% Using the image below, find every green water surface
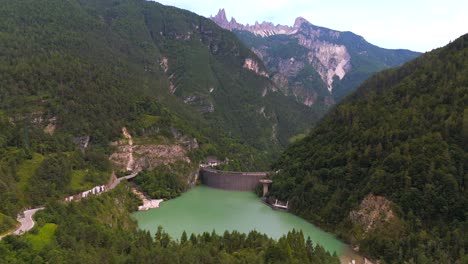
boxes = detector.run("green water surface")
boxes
[132,186,346,255]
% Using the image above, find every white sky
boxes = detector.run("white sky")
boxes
[154,0,468,52]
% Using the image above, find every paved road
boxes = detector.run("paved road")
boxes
[1,172,139,239]
[0,208,44,240]
[122,173,139,181]
[108,173,138,190]
[13,208,44,235]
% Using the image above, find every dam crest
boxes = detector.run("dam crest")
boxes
[200,168,270,191]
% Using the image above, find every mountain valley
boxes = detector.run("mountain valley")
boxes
[0,1,465,263]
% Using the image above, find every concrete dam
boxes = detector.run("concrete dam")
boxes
[200,168,269,191]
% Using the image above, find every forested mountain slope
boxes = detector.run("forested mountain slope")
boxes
[0,0,319,157]
[0,183,340,263]
[0,0,325,232]
[270,34,468,263]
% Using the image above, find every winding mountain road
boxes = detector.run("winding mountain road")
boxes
[0,172,139,240]
[13,208,45,235]
[0,208,44,240]
[108,173,138,190]
[0,129,142,240]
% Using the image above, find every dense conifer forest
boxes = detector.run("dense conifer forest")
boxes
[270,34,468,263]
[0,184,339,263]
[0,0,341,262]
[0,0,317,233]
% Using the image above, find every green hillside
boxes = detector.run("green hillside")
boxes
[0,0,325,227]
[0,0,320,166]
[0,184,339,263]
[270,34,468,263]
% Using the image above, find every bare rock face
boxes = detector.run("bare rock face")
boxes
[210,8,230,29]
[282,20,351,91]
[243,58,268,77]
[110,141,190,172]
[160,57,169,73]
[170,127,199,151]
[109,145,133,170]
[277,57,305,77]
[182,94,215,114]
[349,193,396,233]
[132,144,190,171]
[73,136,90,151]
[109,127,197,172]
[211,9,298,37]
[43,117,57,135]
[251,47,265,60]
[309,43,351,90]
[210,9,353,105]
[291,84,319,106]
[271,73,289,94]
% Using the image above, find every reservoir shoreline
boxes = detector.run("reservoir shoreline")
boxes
[132,185,371,264]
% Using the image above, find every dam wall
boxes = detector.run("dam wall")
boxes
[200,168,268,191]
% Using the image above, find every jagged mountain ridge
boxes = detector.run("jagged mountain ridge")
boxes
[211,8,301,37]
[211,8,420,106]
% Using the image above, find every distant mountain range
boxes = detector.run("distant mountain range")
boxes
[211,9,421,106]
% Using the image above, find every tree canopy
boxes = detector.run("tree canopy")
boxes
[270,34,468,263]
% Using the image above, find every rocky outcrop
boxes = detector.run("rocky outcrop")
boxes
[187,170,199,188]
[170,127,199,151]
[243,58,268,77]
[349,193,396,233]
[160,57,169,73]
[181,94,215,114]
[132,145,190,170]
[43,117,57,135]
[109,127,197,172]
[292,85,319,106]
[122,127,134,171]
[73,136,90,151]
[271,73,289,94]
[211,9,298,37]
[212,9,419,108]
[277,57,305,77]
[110,142,191,172]
[210,9,349,105]
[211,11,343,100]
[132,187,163,211]
[307,43,351,90]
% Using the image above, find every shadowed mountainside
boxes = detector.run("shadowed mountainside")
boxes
[270,34,468,263]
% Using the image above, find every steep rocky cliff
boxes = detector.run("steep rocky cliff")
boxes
[109,127,195,173]
[211,9,420,107]
[349,194,398,233]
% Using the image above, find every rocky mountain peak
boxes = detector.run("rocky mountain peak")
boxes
[210,9,351,92]
[211,8,229,28]
[293,17,309,28]
[215,8,227,21]
[210,8,419,106]
[210,8,298,36]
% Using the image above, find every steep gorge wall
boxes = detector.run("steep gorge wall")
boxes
[201,168,268,191]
